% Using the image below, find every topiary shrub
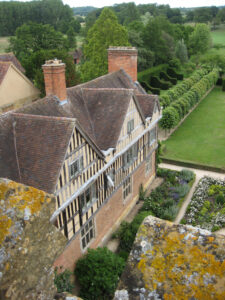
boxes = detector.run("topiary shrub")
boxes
[159,106,179,130]
[54,268,74,293]
[74,247,125,300]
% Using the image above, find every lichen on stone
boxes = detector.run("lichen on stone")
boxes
[116,216,225,299]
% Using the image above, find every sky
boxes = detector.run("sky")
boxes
[1,0,225,8]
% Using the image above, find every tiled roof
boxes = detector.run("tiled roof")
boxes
[0,53,25,73]
[0,113,75,194]
[136,94,159,119]
[82,88,133,149]
[0,62,10,85]
[0,69,160,193]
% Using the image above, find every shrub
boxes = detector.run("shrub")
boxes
[174,184,190,198]
[116,211,153,253]
[180,169,195,182]
[139,184,147,201]
[160,106,179,130]
[54,268,74,293]
[162,204,179,221]
[216,193,225,205]
[74,247,125,300]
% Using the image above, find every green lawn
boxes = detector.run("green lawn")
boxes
[211,24,225,46]
[162,87,225,169]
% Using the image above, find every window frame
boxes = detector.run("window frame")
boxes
[70,156,83,179]
[127,119,134,134]
[123,176,132,200]
[123,142,138,170]
[149,127,157,146]
[81,218,95,250]
[79,182,98,213]
[145,154,152,175]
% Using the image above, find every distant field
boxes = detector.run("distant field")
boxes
[162,87,225,169]
[211,24,225,46]
[0,37,10,53]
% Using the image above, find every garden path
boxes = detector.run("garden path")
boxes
[159,163,225,235]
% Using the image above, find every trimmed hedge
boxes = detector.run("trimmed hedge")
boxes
[140,81,160,95]
[150,76,172,90]
[138,64,168,83]
[160,71,177,85]
[160,68,219,130]
[159,68,211,108]
[167,68,183,80]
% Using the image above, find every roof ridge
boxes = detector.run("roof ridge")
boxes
[12,113,76,123]
[82,87,134,92]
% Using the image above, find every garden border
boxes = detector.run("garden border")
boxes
[160,157,225,174]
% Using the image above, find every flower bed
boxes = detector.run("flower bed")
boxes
[181,176,225,231]
[141,168,195,221]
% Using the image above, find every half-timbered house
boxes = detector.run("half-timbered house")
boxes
[0,47,161,269]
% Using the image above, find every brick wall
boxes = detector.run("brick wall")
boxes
[108,47,138,82]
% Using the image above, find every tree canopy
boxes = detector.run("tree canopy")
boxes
[8,22,68,61]
[80,8,130,82]
[0,0,73,36]
[188,23,212,56]
[23,49,79,96]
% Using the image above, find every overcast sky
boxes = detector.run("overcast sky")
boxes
[2,0,225,8]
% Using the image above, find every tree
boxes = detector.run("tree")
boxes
[175,40,188,63]
[142,16,176,65]
[66,26,76,49]
[80,8,130,82]
[217,7,225,23]
[8,22,68,61]
[188,23,212,56]
[23,49,79,96]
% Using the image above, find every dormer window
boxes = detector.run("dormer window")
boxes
[70,156,83,178]
[127,119,134,134]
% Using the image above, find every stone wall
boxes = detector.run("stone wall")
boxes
[115,215,225,299]
[0,178,67,300]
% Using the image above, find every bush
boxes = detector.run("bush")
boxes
[54,268,74,293]
[116,211,153,253]
[160,106,179,130]
[216,193,225,205]
[162,204,179,221]
[180,169,195,182]
[74,247,125,300]
[174,184,190,198]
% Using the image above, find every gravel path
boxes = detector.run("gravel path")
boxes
[159,163,225,235]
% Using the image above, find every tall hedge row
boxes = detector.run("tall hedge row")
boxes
[160,68,219,130]
[159,68,209,108]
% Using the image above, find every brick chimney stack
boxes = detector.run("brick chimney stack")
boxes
[108,47,138,82]
[42,59,67,102]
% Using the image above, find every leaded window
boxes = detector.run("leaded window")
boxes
[81,219,95,249]
[70,156,83,178]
